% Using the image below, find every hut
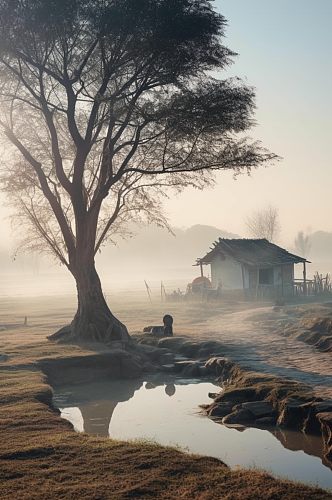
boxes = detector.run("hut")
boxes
[195,238,309,299]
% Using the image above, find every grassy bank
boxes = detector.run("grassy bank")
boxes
[1,295,332,499]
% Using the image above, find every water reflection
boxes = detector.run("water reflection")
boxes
[272,427,330,469]
[53,376,332,490]
[145,381,176,397]
[53,376,180,437]
[54,378,143,437]
[165,384,176,397]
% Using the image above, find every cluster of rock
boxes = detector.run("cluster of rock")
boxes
[135,334,332,467]
[203,357,332,461]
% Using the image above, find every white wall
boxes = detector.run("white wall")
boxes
[210,257,243,289]
[210,259,296,292]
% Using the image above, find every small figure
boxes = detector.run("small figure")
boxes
[163,314,173,336]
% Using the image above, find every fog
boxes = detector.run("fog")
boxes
[163,0,332,246]
[1,223,332,300]
[0,1,331,279]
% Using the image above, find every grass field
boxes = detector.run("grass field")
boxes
[1,292,332,499]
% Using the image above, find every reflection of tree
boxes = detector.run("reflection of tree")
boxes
[80,401,118,437]
[59,378,143,437]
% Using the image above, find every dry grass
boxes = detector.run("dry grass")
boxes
[1,294,332,499]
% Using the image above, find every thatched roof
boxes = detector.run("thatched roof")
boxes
[197,238,309,267]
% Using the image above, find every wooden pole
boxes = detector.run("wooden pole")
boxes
[241,265,245,300]
[255,268,259,300]
[144,280,153,304]
[303,262,307,296]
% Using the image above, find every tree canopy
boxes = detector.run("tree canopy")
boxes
[0,0,280,341]
[0,0,278,262]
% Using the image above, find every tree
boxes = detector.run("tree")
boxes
[244,204,281,243]
[0,0,279,342]
[294,230,311,257]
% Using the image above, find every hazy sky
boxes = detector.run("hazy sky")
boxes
[164,0,332,247]
[0,0,331,251]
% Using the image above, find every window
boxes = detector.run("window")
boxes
[259,268,272,285]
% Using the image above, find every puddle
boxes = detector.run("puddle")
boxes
[52,375,332,490]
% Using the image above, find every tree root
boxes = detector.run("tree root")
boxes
[48,316,131,344]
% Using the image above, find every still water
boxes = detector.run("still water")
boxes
[53,375,332,491]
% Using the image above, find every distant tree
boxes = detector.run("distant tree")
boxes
[244,205,281,243]
[0,0,279,343]
[294,230,311,257]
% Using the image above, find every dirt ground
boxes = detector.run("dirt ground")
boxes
[1,292,332,499]
[2,293,332,396]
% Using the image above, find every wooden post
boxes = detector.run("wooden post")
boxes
[200,261,204,278]
[255,268,259,300]
[281,266,284,299]
[303,262,307,296]
[241,265,245,300]
[144,280,153,304]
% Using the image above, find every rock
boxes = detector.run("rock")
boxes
[149,348,174,364]
[207,401,235,418]
[174,360,200,377]
[204,357,226,376]
[197,342,219,360]
[222,408,254,425]
[312,400,332,413]
[173,360,202,377]
[214,387,258,405]
[241,401,274,418]
[197,347,216,360]
[142,362,158,373]
[204,357,238,381]
[161,363,175,373]
[181,362,201,378]
[255,416,278,426]
[136,345,174,364]
[136,344,160,354]
[158,352,175,364]
[277,399,313,430]
[157,337,187,350]
[120,356,143,379]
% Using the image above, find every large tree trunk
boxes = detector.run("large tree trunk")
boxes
[48,258,131,344]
